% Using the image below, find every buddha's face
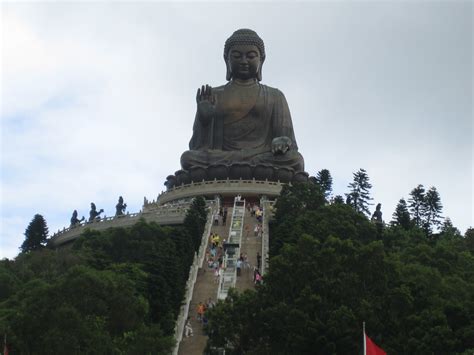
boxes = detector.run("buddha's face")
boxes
[228,44,261,80]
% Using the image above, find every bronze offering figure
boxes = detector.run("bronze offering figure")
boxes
[179,29,306,183]
[371,203,383,222]
[89,202,104,222]
[70,210,84,227]
[115,196,127,216]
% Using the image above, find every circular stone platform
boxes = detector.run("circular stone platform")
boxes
[155,179,284,206]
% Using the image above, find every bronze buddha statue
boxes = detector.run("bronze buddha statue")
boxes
[172,29,307,187]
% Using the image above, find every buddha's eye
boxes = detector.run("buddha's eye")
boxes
[246,52,258,59]
[231,52,242,59]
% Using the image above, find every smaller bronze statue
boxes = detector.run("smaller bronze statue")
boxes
[115,196,127,216]
[70,210,85,227]
[371,203,383,222]
[89,202,104,222]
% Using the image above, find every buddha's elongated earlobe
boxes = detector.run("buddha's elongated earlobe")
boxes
[257,60,264,81]
[226,62,232,81]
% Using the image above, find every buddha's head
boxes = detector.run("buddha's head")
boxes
[224,29,265,81]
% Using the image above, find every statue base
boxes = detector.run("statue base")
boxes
[155,179,286,206]
[165,164,309,190]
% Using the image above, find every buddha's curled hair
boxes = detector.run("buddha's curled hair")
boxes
[224,29,265,81]
[223,29,266,61]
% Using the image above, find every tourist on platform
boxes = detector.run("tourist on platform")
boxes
[243,253,250,269]
[256,208,263,223]
[245,224,251,238]
[252,204,258,217]
[206,298,215,309]
[185,317,193,337]
[212,234,220,248]
[223,208,228,224]
[197,302,205,322]
[236,259,242,276]
[255,270,262,285]
[215,266,221,283]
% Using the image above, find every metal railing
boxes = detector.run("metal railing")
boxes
[156,179,284,205]
[260,198,274,275]
[217,197,245,300]
[49,200,217,247]
[172,199,218,355]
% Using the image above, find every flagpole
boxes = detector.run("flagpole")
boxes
[363,322,366,355]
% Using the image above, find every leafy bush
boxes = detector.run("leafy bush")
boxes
[0,201,208,354]
[206,183,474,354]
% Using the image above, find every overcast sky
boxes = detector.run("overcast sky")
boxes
[1,1,472,259]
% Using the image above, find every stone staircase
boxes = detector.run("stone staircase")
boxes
[176,196,272,355]
[177,208,232,355]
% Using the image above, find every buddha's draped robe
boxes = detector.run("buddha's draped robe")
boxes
[180,81,304,172]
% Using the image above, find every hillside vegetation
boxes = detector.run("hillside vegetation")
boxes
[0,197,207,354]
[206,184,474,354]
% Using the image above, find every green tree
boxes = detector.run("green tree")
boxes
[183,196,208,251]
[20,214,49,253]
[332,195,345,205]
[464,227,474,252]
[314,169,333,199]
[440,218,461,238]
[273,183,326,224]
[206,183,474,354]
[408,184,426,227]
[391,198,412,230]
[270,183,326,256]
[1,219,194,354]
[423,186,443,234]
[345,168,373,216]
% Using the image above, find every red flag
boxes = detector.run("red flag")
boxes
[3,334,8,355]
[365,333,386,355]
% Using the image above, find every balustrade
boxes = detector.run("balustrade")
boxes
[217,198,246,300]
[49,201,212,247]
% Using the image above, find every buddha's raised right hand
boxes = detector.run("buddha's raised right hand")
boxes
[196,84,216,124]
